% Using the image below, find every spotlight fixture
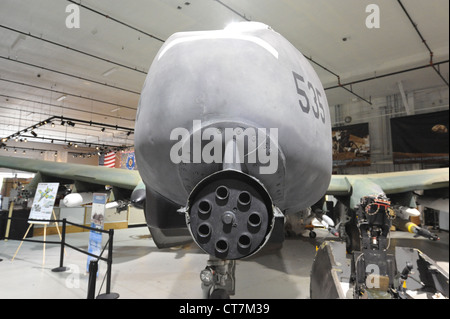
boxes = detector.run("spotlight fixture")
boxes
[5,116,134,155]
[54,152,58,157]
[74,144,78,148]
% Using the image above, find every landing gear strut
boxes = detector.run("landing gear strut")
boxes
[200,257,236,299]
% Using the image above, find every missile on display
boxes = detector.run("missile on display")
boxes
[393,219,440,241]
[393,205,421,220]
[62,192,93,207]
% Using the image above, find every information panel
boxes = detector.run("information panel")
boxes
[28,183,59,224]
[391,110,449,164]
[332,123,370,167]
[86,193,107,272]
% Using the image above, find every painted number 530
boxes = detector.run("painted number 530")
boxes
[292,71,326,123]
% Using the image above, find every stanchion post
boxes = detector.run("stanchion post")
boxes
[96,229,119,299]
[52,218,68,272]
[106,228,114,294]
[87,259,98,299]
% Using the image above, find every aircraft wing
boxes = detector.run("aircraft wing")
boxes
[328,167,449,196]
[364,168,449,194]
[327,167,449,208]
[326,175,352,196]
[0,155,142,191]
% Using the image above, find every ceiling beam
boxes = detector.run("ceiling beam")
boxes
[0,78,137,111]
[0,24,148,75]
[66,0,165,43]
[324,60,449,90]
[397,0,449,86]
[0,55,141,95]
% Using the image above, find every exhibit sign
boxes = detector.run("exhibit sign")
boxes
[86,193,107,272]
[28,183,59,224]
[120,150,137,170]
[332,123,370,167]
[117,149,137,170]
[391,110,449,164]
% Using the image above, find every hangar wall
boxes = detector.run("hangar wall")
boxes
[329,85,449,174]
[0,140,97,166]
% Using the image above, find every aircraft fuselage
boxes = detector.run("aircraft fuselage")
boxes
[135,22,332,257]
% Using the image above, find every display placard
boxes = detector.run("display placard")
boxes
[87,193,108,272]
[332,123,370,167]
[29,183,59,224]
[391,110,449,164]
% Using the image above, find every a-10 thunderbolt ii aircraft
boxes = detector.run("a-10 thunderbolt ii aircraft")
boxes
[0,22,448,299]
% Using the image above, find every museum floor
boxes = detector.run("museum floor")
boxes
[0,226,448,299]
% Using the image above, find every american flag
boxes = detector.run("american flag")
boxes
[102,152,116,168]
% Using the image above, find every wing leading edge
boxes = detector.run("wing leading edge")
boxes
[327,167,449,209]
[328,167,449,196]
[0,155,141,190]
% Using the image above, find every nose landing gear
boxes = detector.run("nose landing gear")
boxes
[200,257,236,299]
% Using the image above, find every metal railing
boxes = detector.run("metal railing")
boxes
[3,216,119,299]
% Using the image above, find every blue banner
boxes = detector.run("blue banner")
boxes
[86,193,108,273]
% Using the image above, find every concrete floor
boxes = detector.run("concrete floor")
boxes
[0,226,448,299]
